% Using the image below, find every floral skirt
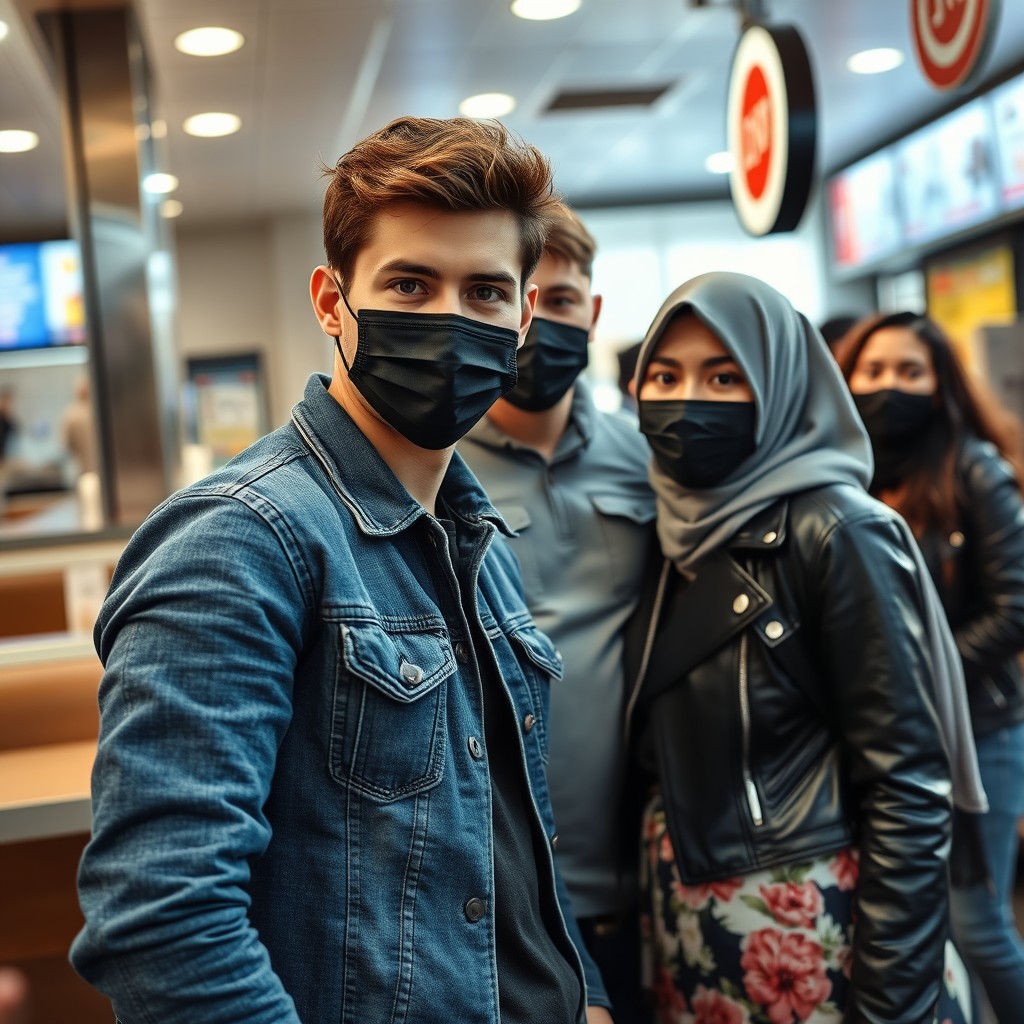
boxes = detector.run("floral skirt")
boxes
[641,795,971,1024]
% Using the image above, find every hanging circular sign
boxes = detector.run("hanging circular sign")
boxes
[910,0,1000,91]
[727,23,816,236]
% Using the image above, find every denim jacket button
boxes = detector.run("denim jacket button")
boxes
[468,735,484,760]
[399,659,424,685]
[523,713,536,733]
[464,897,486,922]
[550,833,559,851]
[454,641,469,664]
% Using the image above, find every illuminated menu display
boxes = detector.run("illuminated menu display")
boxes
[0,240,86,350]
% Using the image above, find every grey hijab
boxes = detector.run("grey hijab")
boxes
[636,271,986,814]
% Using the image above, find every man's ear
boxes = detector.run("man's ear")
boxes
[588,293,603,343]
[518,282,539,349]
[310,266,343,334]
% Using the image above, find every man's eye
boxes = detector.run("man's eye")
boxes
[393,279,424,295]
[472,285,504,302]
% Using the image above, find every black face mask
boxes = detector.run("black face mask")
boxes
[852,389,935,444]
[639,399,757,489]
[503,317,589,412]
[334,290,519,450]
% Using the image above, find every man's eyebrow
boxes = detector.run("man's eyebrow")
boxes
[376,260,518,289]
[541,283,583,297]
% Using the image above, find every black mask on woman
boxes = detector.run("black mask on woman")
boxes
[503,317,590,411]
[639,399,757,489]
[852,390,935,444]
[334,288,519,450]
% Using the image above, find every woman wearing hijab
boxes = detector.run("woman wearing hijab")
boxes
[625,273,982,1023]
[840,312,1024,1023]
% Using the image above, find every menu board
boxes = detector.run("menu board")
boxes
[895,98,1000,247]
[0,240,86,350]
[991,74,1024,209]
[828,149,902,269]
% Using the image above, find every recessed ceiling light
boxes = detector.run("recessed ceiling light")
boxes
[0,130,39,153]
[847,47,904,75]
[459,93,517,118]
[142,172,179,194]
[0,21,10,43]
[160,199,184,219]
[183,112,242,138]
[174,26,244,57]
[511,0,581,20]
[704,150,735,175]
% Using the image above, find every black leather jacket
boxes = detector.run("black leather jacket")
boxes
[916,436,1024,737]
[624,483,952,1024]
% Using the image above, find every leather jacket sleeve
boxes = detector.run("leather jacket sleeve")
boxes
[809,507,952,1023]
[954,441,1024,686]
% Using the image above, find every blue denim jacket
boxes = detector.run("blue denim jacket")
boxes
[72,374,605,1023]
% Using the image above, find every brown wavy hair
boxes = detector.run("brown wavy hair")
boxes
[837,311,1024,534]
[321,116,559,292]
[541,203,597,279]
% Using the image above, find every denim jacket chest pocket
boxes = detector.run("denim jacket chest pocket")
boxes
[503,623,564,765]
[330,622,457,802]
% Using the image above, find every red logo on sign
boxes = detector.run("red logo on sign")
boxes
[911,0,991,90]
[741,65,772,201]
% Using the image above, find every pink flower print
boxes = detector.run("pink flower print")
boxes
[691,984,751,1024]
[741,928,832,1024]
[653,965,688,1022]
[828,848,859,891]
[659,832,675,863]
[672,877,743,912]
[758,881,823,929]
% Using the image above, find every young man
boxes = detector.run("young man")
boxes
[71,117,612,1024]
[459,206,655,1022]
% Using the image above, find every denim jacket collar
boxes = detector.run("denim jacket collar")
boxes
[291,374,514,538]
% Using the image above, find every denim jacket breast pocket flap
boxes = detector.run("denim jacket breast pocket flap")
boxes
[509,624,564,682]
[330,623,456,802]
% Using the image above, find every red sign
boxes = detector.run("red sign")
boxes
[727,24,816,236]
[741,66,771,200]
[911,0,998,91]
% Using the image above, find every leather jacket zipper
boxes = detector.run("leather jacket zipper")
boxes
[623,559,671,746]
[739,632,763,826]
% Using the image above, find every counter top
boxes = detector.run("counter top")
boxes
[0,740,94,844]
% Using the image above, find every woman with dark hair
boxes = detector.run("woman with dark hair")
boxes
[841,311,1024,1022]
[626,273,981,1023]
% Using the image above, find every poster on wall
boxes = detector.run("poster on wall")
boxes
[925,243,1017,370]
[185,354,269,468]
[828,149,903,269]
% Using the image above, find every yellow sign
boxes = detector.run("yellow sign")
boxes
[926,243,1017,370]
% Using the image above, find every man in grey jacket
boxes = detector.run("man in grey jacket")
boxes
[459,205,655,1023]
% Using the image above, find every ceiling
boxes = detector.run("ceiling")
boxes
[2,0,1024,238]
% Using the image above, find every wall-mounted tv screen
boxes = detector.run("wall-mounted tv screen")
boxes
[828,148,903,270]
[991,72,1024,210]
[0,239,86,351]
[894,97,1000,247]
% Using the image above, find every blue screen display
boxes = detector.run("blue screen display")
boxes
[0,240,86,350]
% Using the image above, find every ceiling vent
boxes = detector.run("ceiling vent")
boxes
[543,83,675,113]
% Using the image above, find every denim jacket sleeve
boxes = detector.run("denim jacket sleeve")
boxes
[71,494,309,1024]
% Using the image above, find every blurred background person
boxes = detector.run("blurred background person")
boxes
[0,968,29,1024]
[817,314,860,355]
[0,387,17,464]
[616,341,643,416]
[841,311,1024,1024]
[59,375,99,479]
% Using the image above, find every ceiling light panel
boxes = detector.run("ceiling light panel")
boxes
[0,130,39,153]
[459,92,517,118]
[142,172,179,194]
[174,27,245,57]
[511,0,581,20]
[183,112,242,137]
[847,48,904,75]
